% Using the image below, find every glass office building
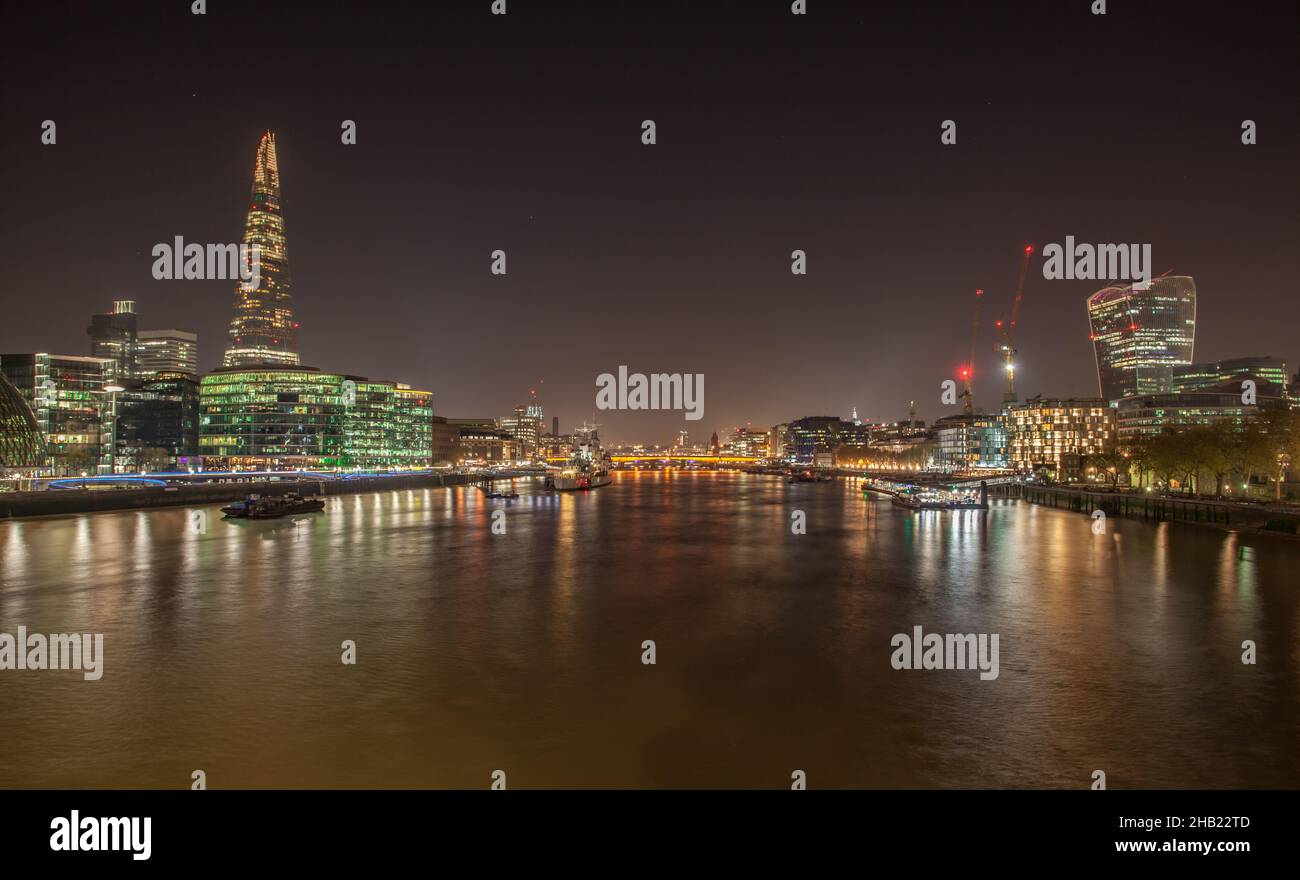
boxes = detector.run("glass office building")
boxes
[786,416,854,465]
[199,367,434,469]
[86,299,139,381]
[1172,356,1289,396]
[393,386,435,468]
[116,374,201,470]
[1115,382,1289,449]
[0,353,111,475]
[933,413,1009,471]
[1087,276,1197,401]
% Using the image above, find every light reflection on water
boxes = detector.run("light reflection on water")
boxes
[0,472,1296,789]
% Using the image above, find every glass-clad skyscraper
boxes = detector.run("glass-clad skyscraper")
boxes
[1087,276,1196,401]
[86,300,139,381]
[223,131,299,368]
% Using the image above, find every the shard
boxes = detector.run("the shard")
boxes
[222,131,300,367]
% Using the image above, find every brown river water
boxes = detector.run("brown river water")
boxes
[1,472,1296,788]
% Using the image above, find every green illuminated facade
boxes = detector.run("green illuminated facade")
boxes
[393,386,434,467]
[1172,356,1289,396]
[199,367,434,469]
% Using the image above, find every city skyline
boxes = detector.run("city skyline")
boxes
[1,2,1296,444]
[3,0,1300,824]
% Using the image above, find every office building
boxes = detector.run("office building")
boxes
[932,413,1009,471]
[1172,356,1288,396]
[726,427,769,458]
[86,299,139,381]
[768,424,789,462]
[199,366,434,469]
[1087,276,1197,400]
[137,329,198,378]
[430,416,461,465]
[0,353,112,475]
[1115,382,1290,449]
[393,385,434,468]
[454,423,515,463]
[785,416,869,464]
[497,404,541,460]
[115,373,201,471]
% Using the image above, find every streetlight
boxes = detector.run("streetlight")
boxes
[104,384,125,475]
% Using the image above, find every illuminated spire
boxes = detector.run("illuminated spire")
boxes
[222,130,299,367]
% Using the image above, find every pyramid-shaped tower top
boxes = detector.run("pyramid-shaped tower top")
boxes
[252,130,280,195]
[222,129,298,368]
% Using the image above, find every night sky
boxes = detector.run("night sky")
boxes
[1,1,1296,444]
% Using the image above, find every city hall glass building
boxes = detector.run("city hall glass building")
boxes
[1087,276,1197,401]
[0,371,47,476]
[199,367,433,470]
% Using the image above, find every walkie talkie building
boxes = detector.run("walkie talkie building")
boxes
[1087,276,1197,401]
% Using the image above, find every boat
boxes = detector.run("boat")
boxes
[550,427,613,491]
[890,490,949,510]
[887,481,989,511]
[224,492,325,519]
[487,490,519,499]
[220,494,261,518]
[552,464,612,491]
[788,470,834,483]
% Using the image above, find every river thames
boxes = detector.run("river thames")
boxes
[1,472,1296,788]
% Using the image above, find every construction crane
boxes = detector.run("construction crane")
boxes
[994,245,1034,404]
[959,288,983,414]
